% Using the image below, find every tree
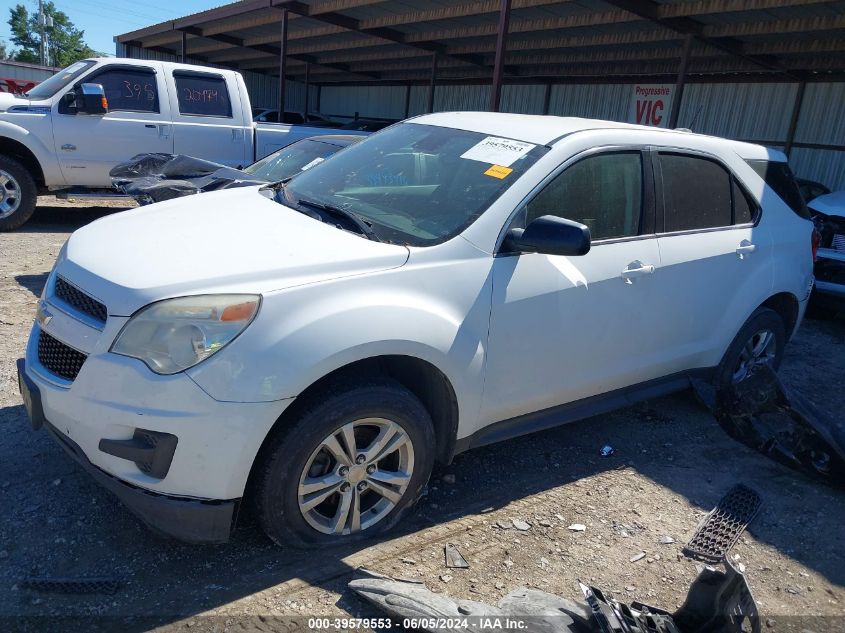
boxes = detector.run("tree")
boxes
[0,40,7,60]
[8,2,98,67]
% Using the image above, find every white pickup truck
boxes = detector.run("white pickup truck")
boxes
[0,57,357,230]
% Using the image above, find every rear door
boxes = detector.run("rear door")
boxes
[51,63,173,187]
[653,150,773,373]
[166,69,250,168]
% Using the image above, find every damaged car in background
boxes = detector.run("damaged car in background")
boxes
[110,135,364,205]
[17,113,814,545]
[806,190,845,317]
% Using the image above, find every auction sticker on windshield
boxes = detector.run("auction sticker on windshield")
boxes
[460,136,536,167]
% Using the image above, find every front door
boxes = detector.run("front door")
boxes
[481,150,666,427]
[51,64,173,188]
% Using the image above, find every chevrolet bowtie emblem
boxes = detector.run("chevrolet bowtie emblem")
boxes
[36,301,53,327]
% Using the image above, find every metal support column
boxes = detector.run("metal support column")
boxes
[489,0,512,112]
[181,31,187,63]
[277,9,289,121]
[668,34,693,129]
[303,62,310,117]
[784,80,807,157]
[427,53,438,113]
[404,84,411,119]
[542,83,552,115]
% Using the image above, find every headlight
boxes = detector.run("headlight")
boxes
[111,294,260,375]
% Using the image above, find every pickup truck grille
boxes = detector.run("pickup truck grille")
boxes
[55,276,107,323]
[38,330,88,381]
[833,234,845,253]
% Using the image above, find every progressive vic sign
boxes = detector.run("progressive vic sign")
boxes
[630,85,674,128]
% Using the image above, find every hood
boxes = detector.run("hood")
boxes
[808,191,845,219]
[60,186,409,315]
[0,93,25,112]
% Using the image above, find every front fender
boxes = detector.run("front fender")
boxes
[187,257,495,435]
[0,117,63,186]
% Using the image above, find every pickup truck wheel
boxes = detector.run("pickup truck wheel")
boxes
[0,156,37,231]
[254,378,435,548]
[714,307,786,393]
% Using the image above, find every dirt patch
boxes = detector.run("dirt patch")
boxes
[0,201,843,631]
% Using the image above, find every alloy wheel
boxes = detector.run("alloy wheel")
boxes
[0,169,22,219]
[297,417,414,535]
[732,328,777,383]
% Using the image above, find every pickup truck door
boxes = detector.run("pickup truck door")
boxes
[51,63,174,188]
[165,70,250,168]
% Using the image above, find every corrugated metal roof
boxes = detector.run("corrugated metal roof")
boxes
[115,0,845,85]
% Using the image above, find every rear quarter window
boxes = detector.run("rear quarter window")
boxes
[745,159,810,219]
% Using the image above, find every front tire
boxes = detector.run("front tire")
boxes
[253,378,435,548]
[0,156,37,231]
[714,307,786,393]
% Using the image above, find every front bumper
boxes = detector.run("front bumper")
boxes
[18,358,237,543]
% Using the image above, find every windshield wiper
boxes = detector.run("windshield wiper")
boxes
[295,198,380,242]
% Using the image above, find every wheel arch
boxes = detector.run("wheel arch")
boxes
[248,354,460,493]
[0,135,45,187]
[760,291,800,338]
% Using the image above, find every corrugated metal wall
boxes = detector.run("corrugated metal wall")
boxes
[317,80,845,190]
[0,61,57,82]
[116,41,845,190]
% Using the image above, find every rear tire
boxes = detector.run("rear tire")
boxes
[0,155,37,231]
[253,378,435,548]
[714,307,786,394]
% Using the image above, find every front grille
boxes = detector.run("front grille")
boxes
[54,277,107,323]
[37,330,88,381]
[833,234,845,253]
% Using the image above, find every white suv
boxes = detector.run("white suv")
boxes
[18,113,815,545]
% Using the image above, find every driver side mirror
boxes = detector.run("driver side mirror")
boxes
[503,215,591,257]
[68,83,109,115]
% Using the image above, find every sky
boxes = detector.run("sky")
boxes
[0,0,227,59]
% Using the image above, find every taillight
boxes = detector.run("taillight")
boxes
[811,227,821,262]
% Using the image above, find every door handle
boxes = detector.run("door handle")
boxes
[736,240,756,259]
[144,124,156,128]
[620,261,655,284]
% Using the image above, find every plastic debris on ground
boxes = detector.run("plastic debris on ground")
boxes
[350,485,762,633]
[691,366,845,486]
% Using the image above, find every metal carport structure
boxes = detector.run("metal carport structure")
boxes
[116,1,845,186]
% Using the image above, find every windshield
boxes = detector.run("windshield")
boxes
[246,138,353,181]
[25,60,96,100]
[282,123,548,246]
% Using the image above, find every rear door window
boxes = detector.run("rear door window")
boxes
[659,153,733,232]
[174,72,232,118]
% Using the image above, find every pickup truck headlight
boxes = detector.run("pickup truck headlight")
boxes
[111,295,260,375]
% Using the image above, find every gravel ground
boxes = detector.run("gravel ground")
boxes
[0,198,843,632]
